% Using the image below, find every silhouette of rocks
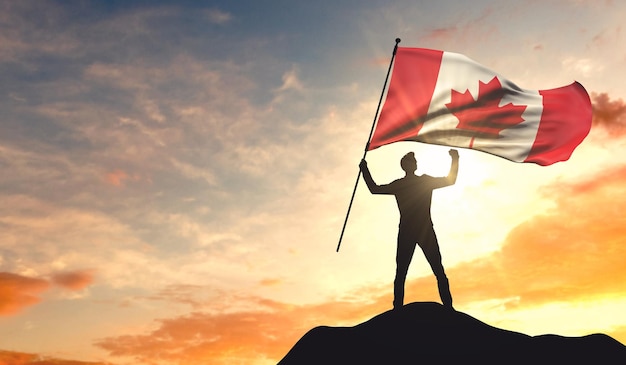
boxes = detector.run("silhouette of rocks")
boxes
[278,302,626,364]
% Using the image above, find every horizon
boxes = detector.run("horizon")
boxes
[1,1,626,364]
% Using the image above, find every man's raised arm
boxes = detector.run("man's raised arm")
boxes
[446,149,460,185]
[359,159,392,195]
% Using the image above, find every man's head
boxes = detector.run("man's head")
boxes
[400,152,417,173]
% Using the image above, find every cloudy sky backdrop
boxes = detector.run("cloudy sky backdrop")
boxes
[1,1,625,364]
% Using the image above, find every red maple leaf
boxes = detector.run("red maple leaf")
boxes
[445,77,527,148]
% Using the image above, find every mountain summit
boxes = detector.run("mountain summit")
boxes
[278,302,626,364]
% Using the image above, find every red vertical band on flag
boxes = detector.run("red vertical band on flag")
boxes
[525,82,592,165]
[368,48,443,150]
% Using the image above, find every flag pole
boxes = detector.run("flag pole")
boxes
[336,38,401,252]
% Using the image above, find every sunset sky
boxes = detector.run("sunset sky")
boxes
[1,1,626,364]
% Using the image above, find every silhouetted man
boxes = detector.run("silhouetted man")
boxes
[359,149,459,310]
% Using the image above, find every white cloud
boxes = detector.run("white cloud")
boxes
[562,57,604,78]
[204,9,232,25]
[169,158,218,186]
[275,66,304,93]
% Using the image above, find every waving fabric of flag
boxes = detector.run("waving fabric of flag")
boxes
[368,47,592,166]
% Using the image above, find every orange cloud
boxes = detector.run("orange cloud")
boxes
[0,272,49,316]
[591,93,626,136]
[145,284,208,309]
[423,26,459,42]
[51,269,95,291]
[420,8,494,45]
[0,349,111,365]
[104,170,140,187]
[259,278,282,287]
[105,170,128,186]
[95,296,392,365]
[370,57,392,67]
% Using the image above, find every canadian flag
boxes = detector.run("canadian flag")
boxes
[368,47,592,166]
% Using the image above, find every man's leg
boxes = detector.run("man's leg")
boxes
[419,229,453,308]
[394,233,417,310]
